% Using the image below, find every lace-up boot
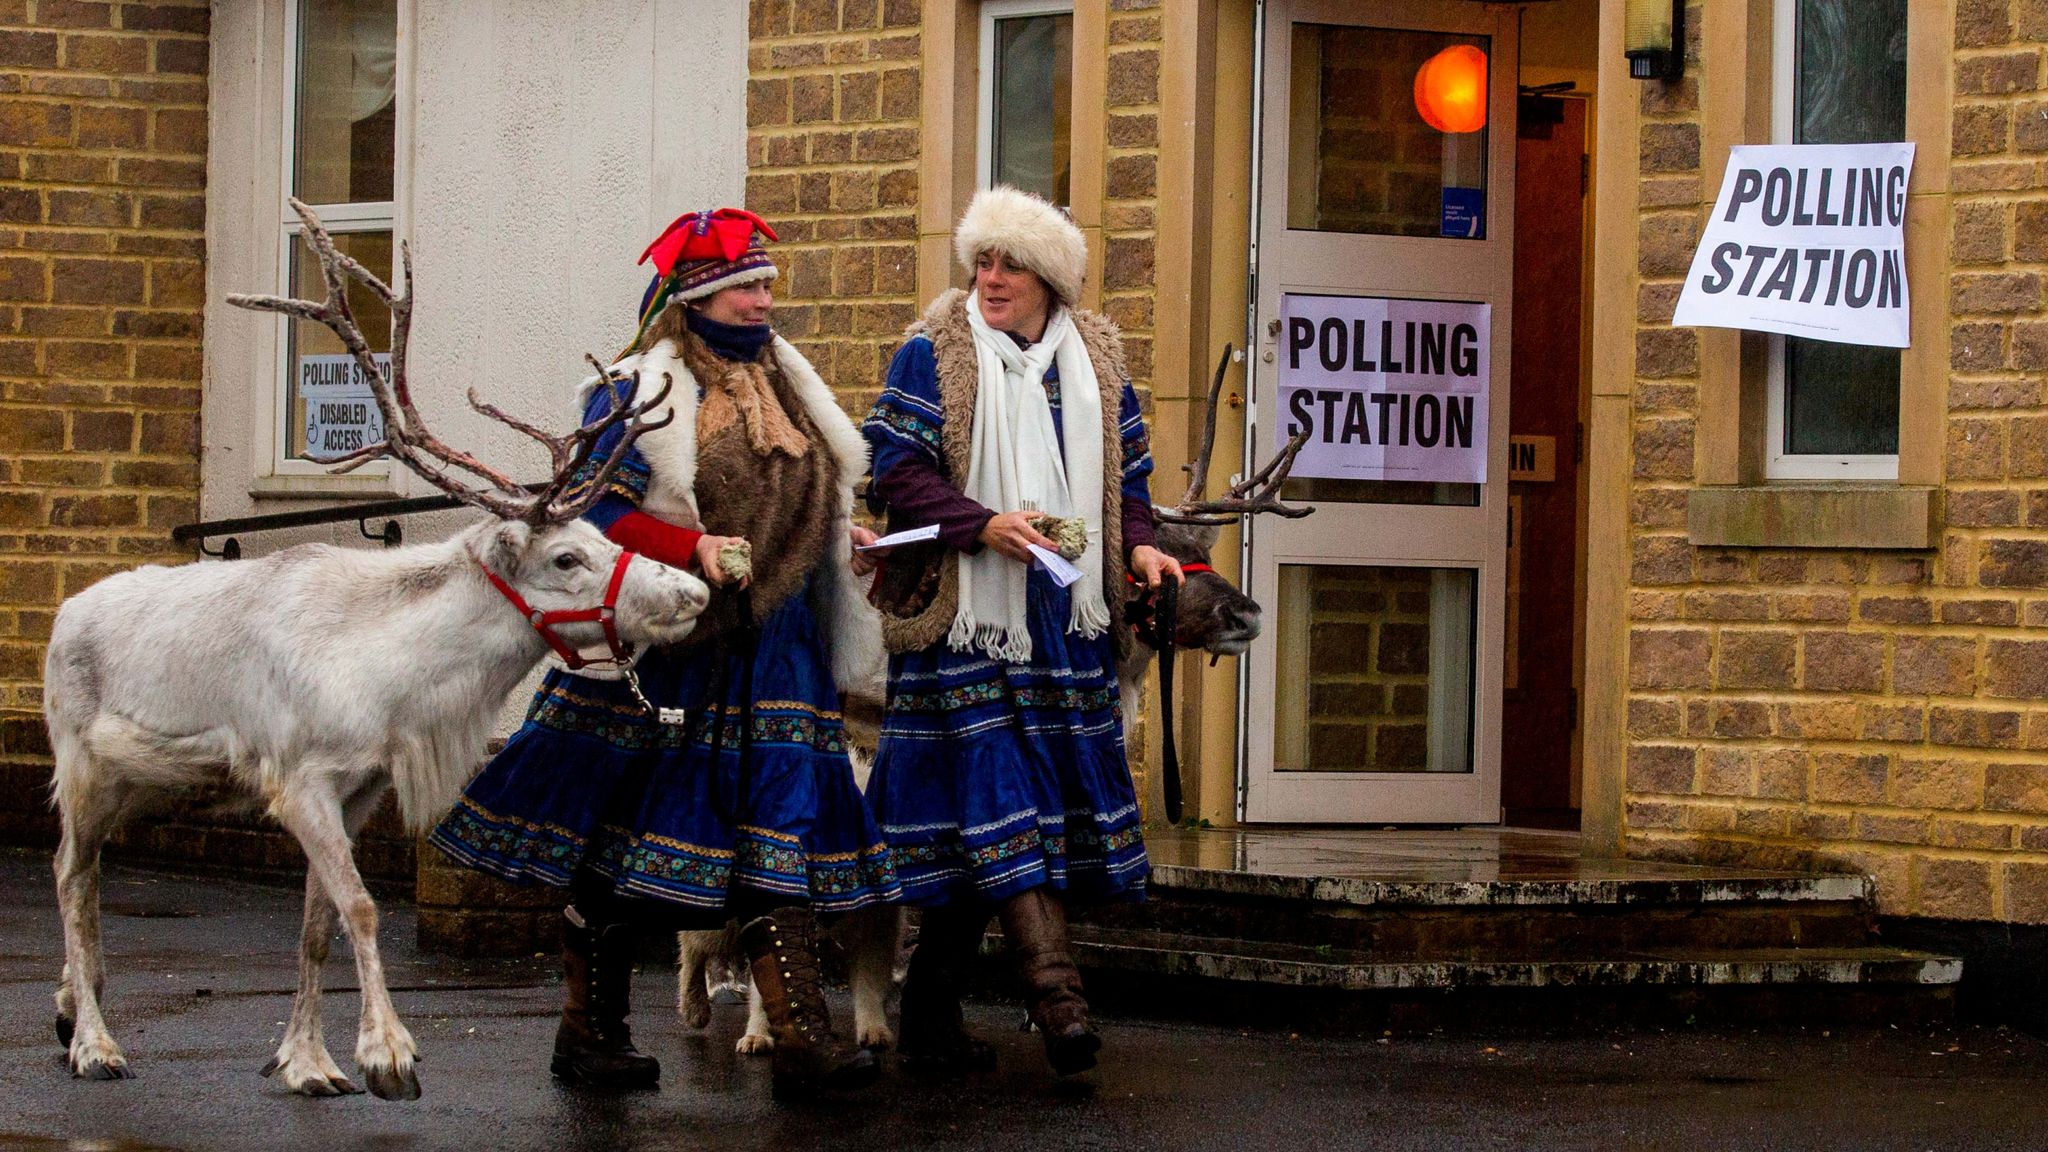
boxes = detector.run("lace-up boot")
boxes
[740,906,879,1099]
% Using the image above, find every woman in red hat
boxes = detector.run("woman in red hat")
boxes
[430,210,900,1100]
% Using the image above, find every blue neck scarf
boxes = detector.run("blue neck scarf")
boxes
[686,308,774,364]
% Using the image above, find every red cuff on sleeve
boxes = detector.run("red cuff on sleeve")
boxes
[605,510,703,570]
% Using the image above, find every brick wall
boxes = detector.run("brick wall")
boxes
[1101,0,1158,392]
[1621,3,2048,923]
[744,0,922,421]
[0,0,208,846]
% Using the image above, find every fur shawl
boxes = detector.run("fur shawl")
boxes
[877,288,1133,659]
[584,335,886,700]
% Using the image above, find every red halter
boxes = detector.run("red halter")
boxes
[475,547,640,672]
[1125,561,1215,586]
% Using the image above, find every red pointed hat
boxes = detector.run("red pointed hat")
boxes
[639,208,778,277]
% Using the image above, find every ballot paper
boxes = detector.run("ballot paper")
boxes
[855,523,941,552]
[1026,544,1083,588]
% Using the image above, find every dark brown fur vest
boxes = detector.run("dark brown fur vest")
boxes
[872,288,1133,659]
[674,330,838,646]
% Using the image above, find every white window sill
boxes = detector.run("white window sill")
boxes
[248,472,405,501]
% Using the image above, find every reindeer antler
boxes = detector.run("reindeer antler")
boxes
[1157,343,1315,527]
[227,198,673,524]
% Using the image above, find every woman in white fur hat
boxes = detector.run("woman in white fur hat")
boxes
[861,186,1182,1078]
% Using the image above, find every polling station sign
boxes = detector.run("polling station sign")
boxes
[1278,294,1489,484]
[299,352,389,462]
[1673,142,1914,348]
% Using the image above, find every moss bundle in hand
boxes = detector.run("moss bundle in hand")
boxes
[717,538,753,584]
[1028,514,1088,560]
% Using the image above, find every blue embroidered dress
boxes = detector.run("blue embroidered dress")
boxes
[430,328,901,921]
[861,332,1153,908]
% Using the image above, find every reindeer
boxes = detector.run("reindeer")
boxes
[43,201,709,1100]
[1116,343,1313,736]
[677,346,1311,1058]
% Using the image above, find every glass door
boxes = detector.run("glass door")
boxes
[1241,0,1514,823]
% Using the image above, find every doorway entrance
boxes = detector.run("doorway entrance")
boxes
[1240,0,1518,824]
[1503,90,1590,829]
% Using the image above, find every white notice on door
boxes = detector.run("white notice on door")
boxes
[299,353,390,462]
[1277,294,1490,484]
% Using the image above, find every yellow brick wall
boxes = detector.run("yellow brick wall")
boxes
[744,0,1165,403]
[1100,0,1159,391]
[0,0,207,844]
[1622,2,2048,923]
[745,0,922,419]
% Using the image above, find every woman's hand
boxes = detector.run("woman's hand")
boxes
[693,533,751,589]
[1129,544,1183,590]
[977,510,1058,563]
[849,525,880,577]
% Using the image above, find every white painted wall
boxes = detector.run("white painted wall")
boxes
[202,0,744,531]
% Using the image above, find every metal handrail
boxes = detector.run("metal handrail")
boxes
[171,493,474,560]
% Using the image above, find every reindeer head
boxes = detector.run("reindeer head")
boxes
[476,519,709,656]
[1147,344,1315,659]
[230,199,711,661]
[1152,520,1260,655]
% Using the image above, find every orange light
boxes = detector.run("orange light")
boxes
[1413,44,1489,134]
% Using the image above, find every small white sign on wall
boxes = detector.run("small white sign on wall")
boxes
[1277,294,1491,484]
[299,352,390,462]
[1673,142,1915,348]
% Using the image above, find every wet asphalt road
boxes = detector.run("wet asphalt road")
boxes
[3,848,2047,1152]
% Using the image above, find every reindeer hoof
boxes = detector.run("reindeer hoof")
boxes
[735,1033,774,1056]
[75,1057,134,1081]
[298,1075,363,1097]
[263,1055,364,1097]
[364,1063,421,1101]
[55,1014,74,1049]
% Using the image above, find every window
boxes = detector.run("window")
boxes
[1766,0,1908,480]
[278,0,398,469]
[1284,24,1490,240]
[978,0,1072,207]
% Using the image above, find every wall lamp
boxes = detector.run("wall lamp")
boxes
[1624,0,1685,81]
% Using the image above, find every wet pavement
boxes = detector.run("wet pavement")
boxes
[3,847,2047,1152]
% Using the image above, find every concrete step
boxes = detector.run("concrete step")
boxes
[1069,925,1961,992]
[1066,924,1963,1034]
[1082,828,1886,959]
[1085,877,1878,956]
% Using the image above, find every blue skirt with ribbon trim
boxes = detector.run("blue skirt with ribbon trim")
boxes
[428,590,902,918]
[865,567,1148,908]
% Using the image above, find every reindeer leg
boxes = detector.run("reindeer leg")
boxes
[843,906,899,1050]
[736,980,774,1056]
[261,871,361,1095]
[54,781,131,1080]
[273,784,420,1102]
[676,929,717,1029]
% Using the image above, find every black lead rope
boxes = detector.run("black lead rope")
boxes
[1151,574,1183,825]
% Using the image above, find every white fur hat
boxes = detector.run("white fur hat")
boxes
[953,186,1088,306]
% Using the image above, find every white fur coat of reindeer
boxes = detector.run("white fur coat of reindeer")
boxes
[43,201,708,1100]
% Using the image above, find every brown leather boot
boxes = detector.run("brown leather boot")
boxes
[898,905,997,1074]
[997,887,1100,1076]
[551,906,660,1090]
[740,906,879,1099]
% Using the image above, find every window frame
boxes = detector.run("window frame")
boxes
[266,0,401,482]
[1762,0,1902,482]
[975,0,1075,202]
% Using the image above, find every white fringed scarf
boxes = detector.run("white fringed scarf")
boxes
[951,294,1109,661]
